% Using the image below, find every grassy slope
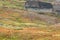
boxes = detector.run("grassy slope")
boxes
[0,0,60,40]
[0,8,60,40]
[0,0,25,9]
[0,9,47,29]
[0,8,49,40]
[0,27,60,40]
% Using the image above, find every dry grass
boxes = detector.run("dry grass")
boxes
[0,27,60,40]
[0,8,60,40]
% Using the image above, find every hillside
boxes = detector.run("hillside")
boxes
[0,8,60,40]
[0,8,60,29]
[0,0,25,9]
[0,0,60,40]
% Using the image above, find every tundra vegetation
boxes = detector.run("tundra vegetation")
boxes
[0,0,60,40]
